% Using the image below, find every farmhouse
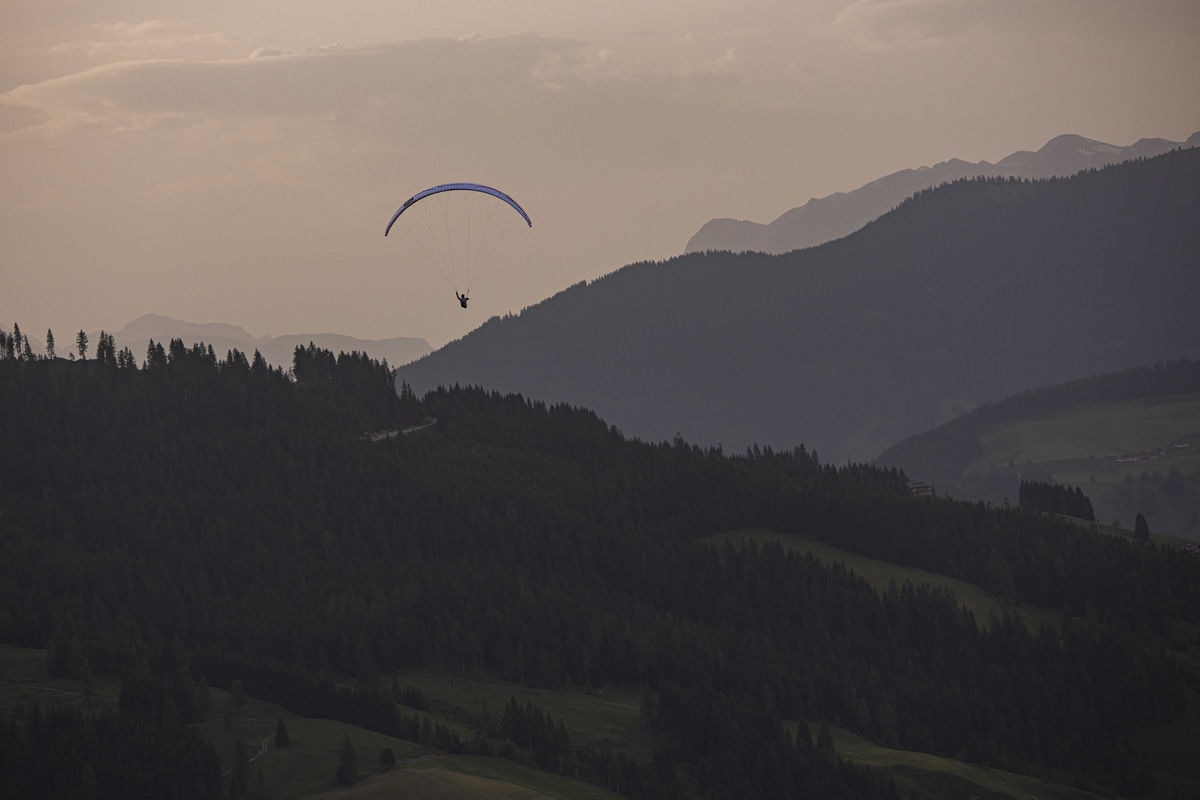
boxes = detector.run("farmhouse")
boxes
[907,480,934,497]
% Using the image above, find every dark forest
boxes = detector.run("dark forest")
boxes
[2,343,1199,798]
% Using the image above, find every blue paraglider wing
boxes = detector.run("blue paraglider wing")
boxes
[385,182,532,236]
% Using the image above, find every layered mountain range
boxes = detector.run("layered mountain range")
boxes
[686,132,1200,255]
[398,147,1200,463]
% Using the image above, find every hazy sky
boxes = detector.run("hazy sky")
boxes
[3,1,1198,348]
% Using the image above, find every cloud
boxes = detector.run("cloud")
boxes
[249,47,288,59]
[0,33,762,174]
[45,18,243,60]
[830,0,1200,51]
[95,19,170,37]
[6,37,568,126]
[831,0,1002,50]
[686,47,738,76]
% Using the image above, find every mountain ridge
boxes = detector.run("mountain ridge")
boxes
[398,148,1200,464]
[686,131,1200,255]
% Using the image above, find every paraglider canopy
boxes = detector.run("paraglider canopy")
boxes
[384,182,532,305]
[385,182,532,236]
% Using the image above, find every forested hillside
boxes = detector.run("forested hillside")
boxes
[397,147,1200,464]
[2,347,1199,798]
[876,360,1200,538]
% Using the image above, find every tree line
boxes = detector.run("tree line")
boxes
[1019,479,1096,521]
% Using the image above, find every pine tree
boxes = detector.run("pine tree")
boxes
[1134,512,1151,542]
[224,680,247,729]
[336,732,357,785]
[983,548,1016,602]
[45,329,56,359]
[230,738,249,797]
[75,329,89,360]
[80,657,93,709]
[95,332,116,367]
[80,763,97,800]
[817,721,833,750]
[197,674,211,713]
[145,339,167,371]
[275,717,290,748]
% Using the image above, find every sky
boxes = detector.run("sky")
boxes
[3,1,1199,348]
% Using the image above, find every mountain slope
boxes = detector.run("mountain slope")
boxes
[397,148,1200,463]
[686,132,1200,255]
[875,361,1200,540]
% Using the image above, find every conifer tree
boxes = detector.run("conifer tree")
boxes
[275,717,290,748]
[1135,512,1151,542]
[79,763,97,800]
[230,738,249,798]
[224,680,247,729]
[817,721,833,750]
[95,332,116,367]
[983,548,1016,603]
[336,732,358,785]
[197,674,211,713]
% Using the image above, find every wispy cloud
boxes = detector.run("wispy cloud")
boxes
[831,0,1200,51]
[45,18,245,59]
[0,34,760,167]
[831,0,1011,50]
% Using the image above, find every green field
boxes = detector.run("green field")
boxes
[0,643,624,799]
[0,644,122,711]
[707,528,1057,633]
[970,397,1200,468]
[808,723,1105,800]
[308,755,624,800]
[962,396,1200,538]
[9,610,1197,800]
[392,668,652,759]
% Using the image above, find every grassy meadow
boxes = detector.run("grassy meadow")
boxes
[0,643,122,712]
[392,668,653,760]
[0,643,623,799]
[707,528,1058,633]
[306,754,625,800]
[806,723,1106,800]
[964,396,1200,538]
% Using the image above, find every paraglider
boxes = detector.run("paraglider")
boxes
[385,182,532,309]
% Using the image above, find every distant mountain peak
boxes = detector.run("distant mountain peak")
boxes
[686,131,1199,255]
[117,313,257,343]
[1038,133,1122,158]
